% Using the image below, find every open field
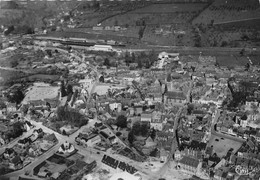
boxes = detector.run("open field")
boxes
[208,134,243,157]
[18,74,60,82]
[23,85,60,103]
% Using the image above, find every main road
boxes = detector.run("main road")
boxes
[123,46,260,56]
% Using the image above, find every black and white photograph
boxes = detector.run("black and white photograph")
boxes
[0,0,260,180]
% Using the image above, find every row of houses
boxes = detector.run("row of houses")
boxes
[101,154,138,174]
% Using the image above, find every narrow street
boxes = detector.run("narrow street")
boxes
[0,127,36,155]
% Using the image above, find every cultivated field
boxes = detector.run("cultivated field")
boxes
[18,74,60,82]
[216,55,249,67]
[193,0,260,25]
[101,3,207,26]
[214,18,260,29]
[208,134,243,157]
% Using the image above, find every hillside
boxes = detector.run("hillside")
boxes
[0,1,81,29]
[193,0,260,25]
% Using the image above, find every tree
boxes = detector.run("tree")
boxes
[57,106,88,127]
[99,76,104,83]
[12,121,24,138]
[62,129,67,135]
[144,58,150,69]
[60,80,67,97]
[137,58,142,68]
[0,101,6,109]
[221,41,228,47]
[142,20,146,26]
[128,131,135,145]
[46,49,52,57]
[138,27,145,40]
[187,104,194,115]
[131,52,136,63]
[92,2,100,9]
[245,63,250,71]
[4,25,14,35]
[150,148,158,157]
[240,48,245,56]
[10,59,18,68]
[116,132,122,136]
[132,122,149,137]
[148,50,157,65]
[166,74,171,82]
[125,51,131,66]
[150,128,156,141]
[104,58,110,67]
[191,66,196,72]
[7,89,24,104]
[116,115,127,129]
[67,84,73,95]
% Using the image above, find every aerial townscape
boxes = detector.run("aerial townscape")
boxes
[0,0,260,180]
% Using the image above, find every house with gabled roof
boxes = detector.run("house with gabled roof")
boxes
[164,91,187,105]
[10,155,22,169]
[18,137,32,148]
[141,113,152,122]
[150,111,164,131]
[214,169,228,180]
[156,131,174,151]
[178,156,200,174]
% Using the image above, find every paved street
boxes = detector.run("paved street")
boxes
[0,126,36,155]
[146,106,185,180]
